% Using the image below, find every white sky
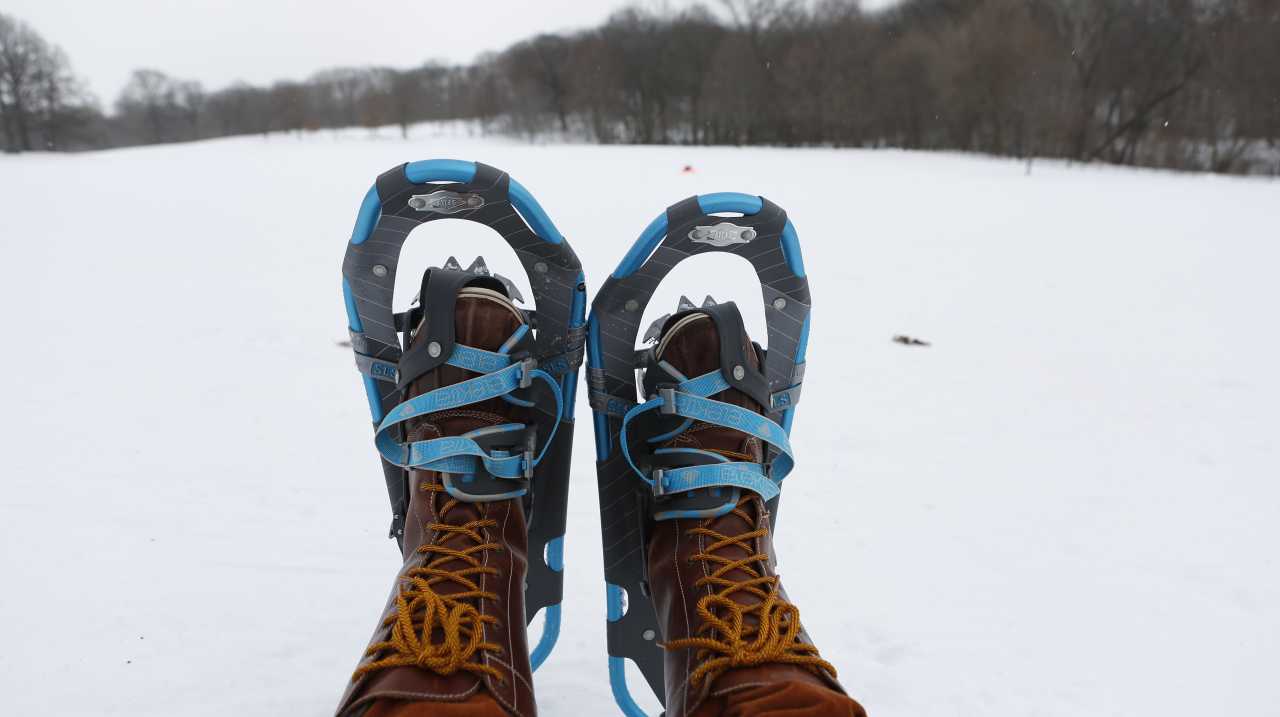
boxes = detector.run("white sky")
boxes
[7,0,899,104]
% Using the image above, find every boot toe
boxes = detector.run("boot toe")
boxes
[694,680,867,717]
[361,693,511,717]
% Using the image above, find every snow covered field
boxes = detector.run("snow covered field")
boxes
[2,124,1277,716]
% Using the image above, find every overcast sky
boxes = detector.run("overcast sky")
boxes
[7,0,898,103]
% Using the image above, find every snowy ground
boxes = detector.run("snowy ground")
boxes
[2,123,1277,716]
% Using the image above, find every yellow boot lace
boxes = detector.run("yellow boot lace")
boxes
[663,496,837,689]
[353,482,504,681]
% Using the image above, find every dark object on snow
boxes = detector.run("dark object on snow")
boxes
[681,164,695,173]
[336,339,352,348]
[893,335,931,347]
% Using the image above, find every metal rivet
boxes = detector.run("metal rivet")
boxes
[534,261,548,273]
[468,196,483,207]
[624,299,639,312]
[371,264,388,277]
[642,629,656,641]
[732,365,745,380]
[742,229,758,241]
[428,341,442,357]
[773,297,787,310]
[408,197,426,210]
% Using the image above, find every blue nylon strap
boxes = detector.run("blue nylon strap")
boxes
[374,357,564,480]
[656,462,779,501]
[447,344,511,374]
[618,395,663,478]
[406,435,527,478]
[646,417,693,444]
[521,369,564,465]
[619,370,794,499]
[679,369,731,397]
[667,391,794,469]
[355,341,508,390]
[498,325,536,408]
[381,361,525,432]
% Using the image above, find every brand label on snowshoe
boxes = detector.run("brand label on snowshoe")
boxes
[407,190,485,214]
[688,222,757,247]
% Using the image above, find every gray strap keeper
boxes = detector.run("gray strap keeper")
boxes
[769,383,802,411]
[589,391,636,417]
[355,353,399,384]
[348,328,370,354]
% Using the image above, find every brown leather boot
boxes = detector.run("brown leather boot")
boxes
[644,311,868,717]
[336,285,536,717]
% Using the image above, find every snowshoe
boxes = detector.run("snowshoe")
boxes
[340,160,586,671]
[586,193,812,715]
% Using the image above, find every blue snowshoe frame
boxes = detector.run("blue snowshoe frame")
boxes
[341,159,586,671]
[586,193,811,715]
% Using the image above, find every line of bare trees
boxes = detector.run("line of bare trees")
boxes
[3,1,1279,174]
[494,0,1280,173]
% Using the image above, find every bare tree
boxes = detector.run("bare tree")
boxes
[309,67,372,128]
[0,13,50,151]
[205,82,270,137]
[269,81,310,134]
[388,68,425,138]
[115,69,203,143]
[502,34,574,133]
[0,13,99,152]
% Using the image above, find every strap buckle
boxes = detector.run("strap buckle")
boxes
[651,468,668,496]
[658,387,677,415]
[769,383,802,411]
[354,353,399,384]
[518,357,538,388]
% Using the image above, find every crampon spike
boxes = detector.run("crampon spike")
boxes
[643,313,672,344]
[493,273,525,304]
